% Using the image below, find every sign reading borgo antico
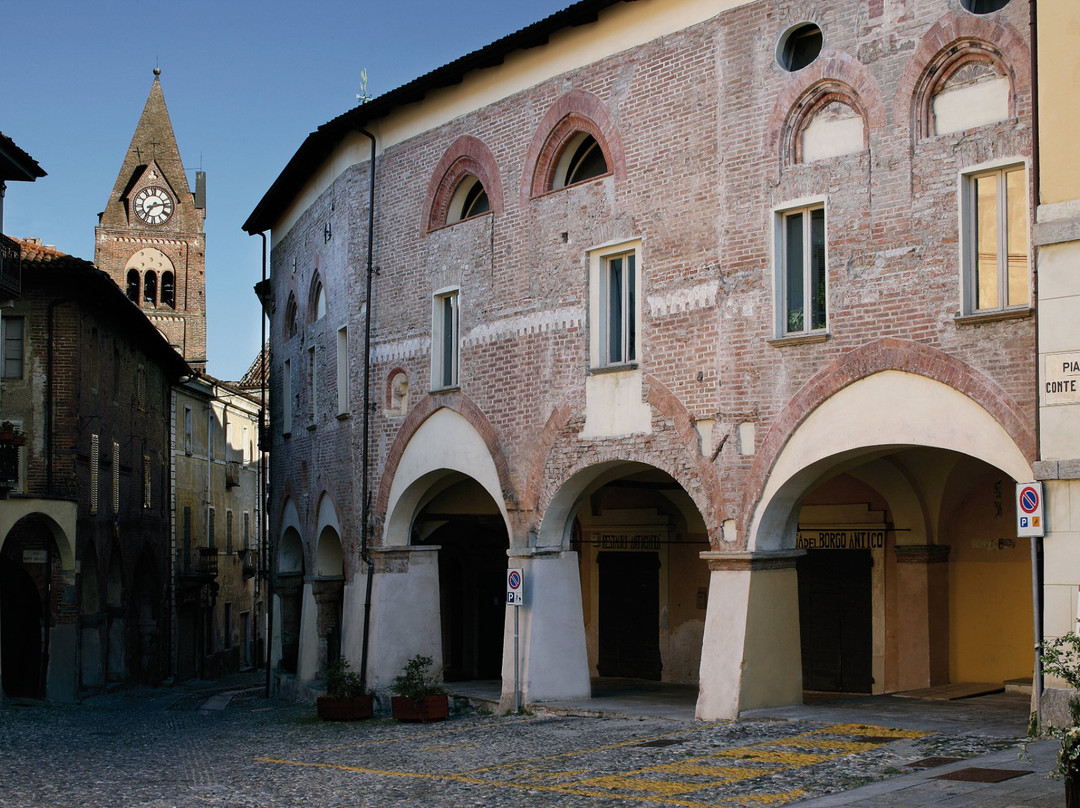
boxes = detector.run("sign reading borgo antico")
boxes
[796,528,886,550]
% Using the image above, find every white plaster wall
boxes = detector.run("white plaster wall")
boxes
[270,595,283,670]
[383,408,509,546]
[802,113,864,161]
[1043,479,1080,639]
[339,581,364,672]
[749,371,1032,551]
[582,369,652,438]
[1038,241,1080,458]
[511,551,591,706]
[933,77,1010,135]
[696,566,751,720]
[296,582,319,682]
[366,548,443,690]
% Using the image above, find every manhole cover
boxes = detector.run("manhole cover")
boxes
[932,767,1032,783]
[906,756,963,769]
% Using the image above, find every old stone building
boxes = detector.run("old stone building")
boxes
[247,0,1040,717]
[1,238,189,700]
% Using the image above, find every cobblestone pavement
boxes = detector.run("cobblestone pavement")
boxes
[0,675,1060,807]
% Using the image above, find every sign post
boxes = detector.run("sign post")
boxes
[1016,482,1045,538]
[507,568,523,712]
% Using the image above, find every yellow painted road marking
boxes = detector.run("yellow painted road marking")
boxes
[257,721,932,807]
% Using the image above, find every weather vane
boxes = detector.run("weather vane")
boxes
[355,69,372,104]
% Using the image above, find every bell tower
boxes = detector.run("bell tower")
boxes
[95,68,206,371]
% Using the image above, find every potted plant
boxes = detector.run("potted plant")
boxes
[390,653,449,722]
[1041,628,1080,806]
[316,656,373,721]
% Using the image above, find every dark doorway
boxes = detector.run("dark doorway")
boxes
[597,552,662,679]
[425,517,506,681]
[798,549,872,692]
[0,557,44,697]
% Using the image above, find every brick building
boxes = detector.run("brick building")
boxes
[95,70,208,373]
[246,0,1040,717]
[0,238,188,701]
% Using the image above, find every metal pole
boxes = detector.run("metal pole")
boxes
[1032,534,1043,733]
[513,604,520,713]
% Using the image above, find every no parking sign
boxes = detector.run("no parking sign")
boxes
[1016,482,1045,538]
[506,568,523,606]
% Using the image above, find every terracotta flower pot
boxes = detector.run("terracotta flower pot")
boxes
[317,694,374,721]
[391,693,449,722]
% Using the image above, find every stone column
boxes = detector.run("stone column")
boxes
[894,544,950,690]
[311,576,345,673]
[275,572,304,674]
[697,550,803,720]
[365,546,443,690]
[504,547,590,711]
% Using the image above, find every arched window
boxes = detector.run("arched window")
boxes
[144,271,157,305]
[311,278,325,321]
[161,272,175,308]
[285,292,298,338]
[554,133,608,189]
[446,176,490,224]
[126,269,140,303]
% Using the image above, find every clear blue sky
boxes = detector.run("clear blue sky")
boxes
[3,0,571,381]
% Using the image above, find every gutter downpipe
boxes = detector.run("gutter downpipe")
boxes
[253,230,273,699]
[357,127,377,694]
[1028,0,1043,734]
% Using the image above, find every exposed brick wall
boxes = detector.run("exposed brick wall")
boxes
[267,0,1035,563]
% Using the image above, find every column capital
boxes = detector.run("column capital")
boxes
[700,549,804,572]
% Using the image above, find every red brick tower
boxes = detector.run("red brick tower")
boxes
[95,68,206,371]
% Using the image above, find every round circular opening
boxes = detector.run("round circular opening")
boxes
[777,23,823,72]
[960,0,1011,13]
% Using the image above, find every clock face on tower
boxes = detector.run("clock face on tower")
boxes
[133,185,174,225]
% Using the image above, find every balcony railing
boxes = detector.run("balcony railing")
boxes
[0,235,22,299]
[180,546,219,579]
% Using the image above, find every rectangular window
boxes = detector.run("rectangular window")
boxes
[90,327,99,392]
[2,316,24,379]
[603,252,636,364]
[226,509,234,554]
[184,405,193,455]
[309,346,317,423]
[242,426,249,464]
[143,455,151,509]
[90,434,99,514]
[243,511,250,551]
[778,204,826,335]
[588,241,641,369]
[112,441,120,513]
[337,326,349,414]
[964,164,1028,313]
[208,506,216,549]
[283,358,292,434]
[432,289,459,389]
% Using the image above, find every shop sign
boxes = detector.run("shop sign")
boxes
[796,529,885,550]
[1044,353,1080,405]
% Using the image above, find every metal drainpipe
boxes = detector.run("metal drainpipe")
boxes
[1028,0,1044,733]
[253,230,273,699]
[357,127,377,694]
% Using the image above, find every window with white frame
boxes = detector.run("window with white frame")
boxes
[184,405,193,454]
[589,242,641,368]
[431,289,459,390]
[776,203,826,336]
[963,164,1028,313]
